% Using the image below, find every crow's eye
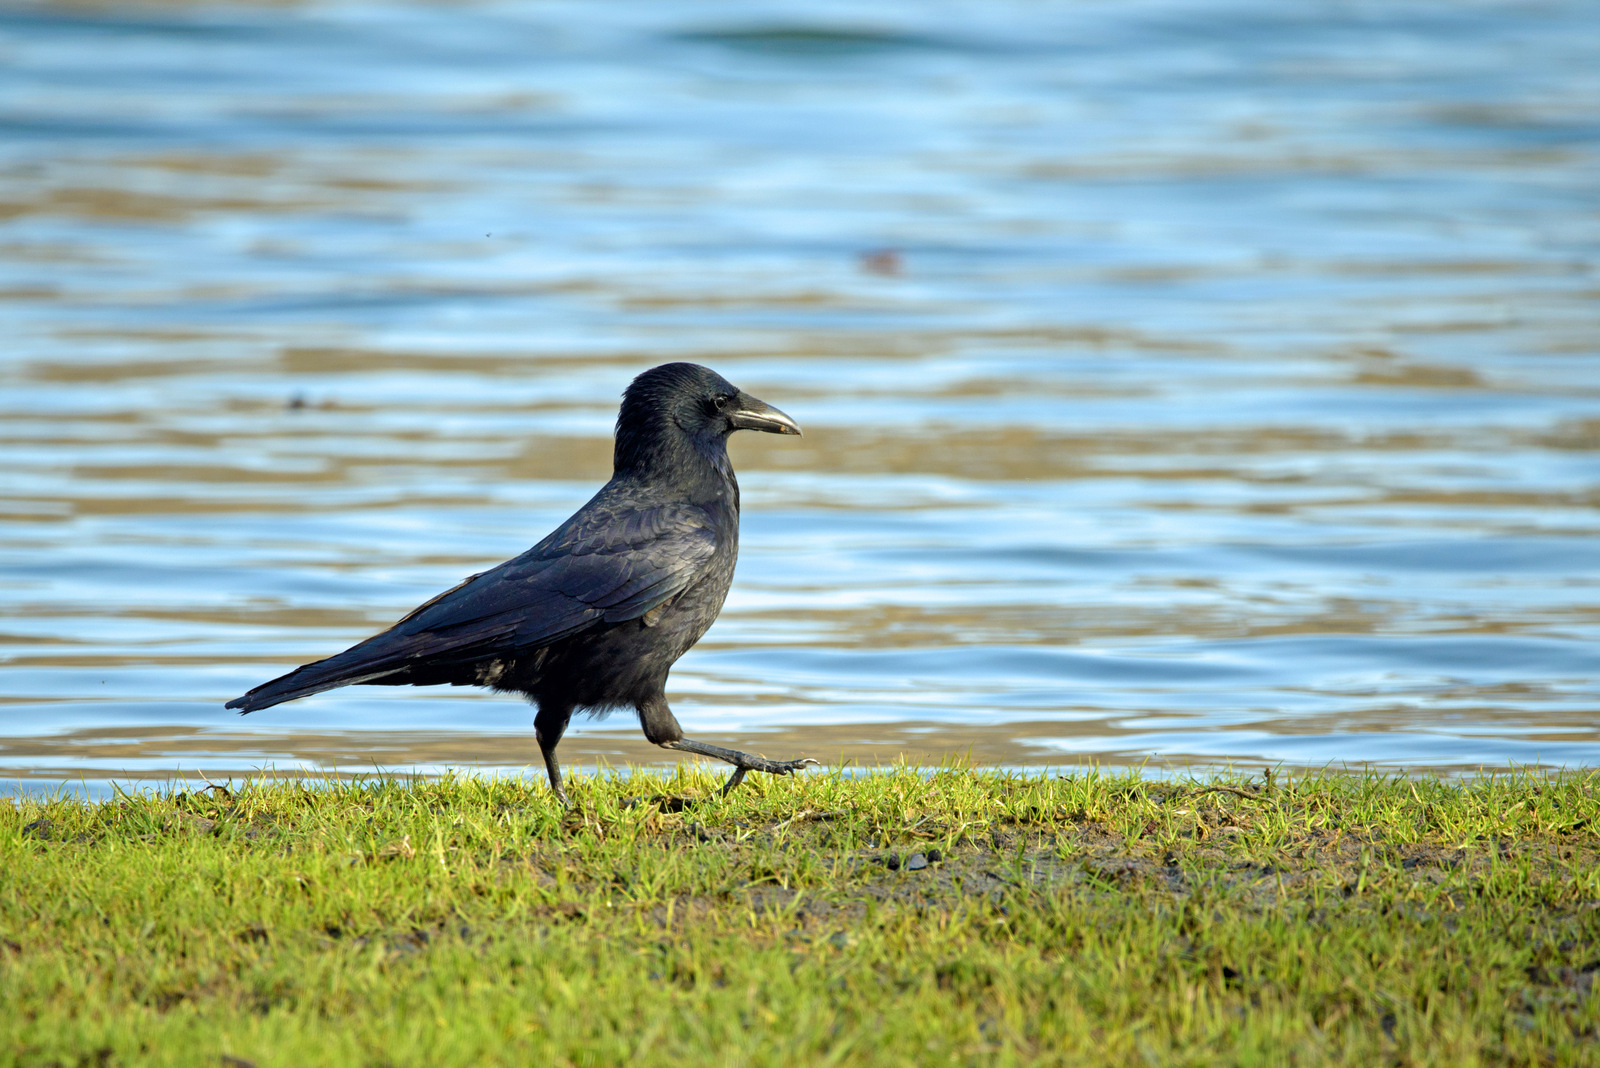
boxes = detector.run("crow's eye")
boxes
[713,394,734,412]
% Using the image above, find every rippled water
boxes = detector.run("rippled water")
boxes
[3,0,1599,791]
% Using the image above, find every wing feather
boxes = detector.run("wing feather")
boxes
[226,501,718,712]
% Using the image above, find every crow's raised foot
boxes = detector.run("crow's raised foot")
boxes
[662,739,819,795]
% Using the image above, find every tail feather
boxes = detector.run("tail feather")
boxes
[226,654,405,713]
[226,620,519,713]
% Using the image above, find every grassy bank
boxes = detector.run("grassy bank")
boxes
[4,766,1599,1067]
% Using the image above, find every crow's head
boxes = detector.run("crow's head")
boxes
[615,363,800,475]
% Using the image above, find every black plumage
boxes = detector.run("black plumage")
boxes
[226,363,813,801]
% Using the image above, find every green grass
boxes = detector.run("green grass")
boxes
[4,765,1599,1067]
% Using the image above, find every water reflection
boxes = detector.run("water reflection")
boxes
[1,0,1597,789]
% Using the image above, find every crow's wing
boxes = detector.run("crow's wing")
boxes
[226,501,718,712]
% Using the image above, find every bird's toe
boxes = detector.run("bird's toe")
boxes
[774,757,819,775]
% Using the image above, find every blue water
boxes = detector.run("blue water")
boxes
[2,0,1598,789]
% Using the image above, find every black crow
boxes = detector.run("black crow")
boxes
[227,363,814,802]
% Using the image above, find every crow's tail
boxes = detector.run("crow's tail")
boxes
[225,650,406,713]
[224,618,518,713]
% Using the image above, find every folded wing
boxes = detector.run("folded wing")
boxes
[225,500,718,713]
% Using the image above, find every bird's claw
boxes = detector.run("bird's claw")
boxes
[718,756,818,795]
[662,739,817,794]
[777,757,821,773]
[739,755,818,775]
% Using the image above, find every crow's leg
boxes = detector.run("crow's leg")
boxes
[638,695,815,796]
[534,703,574,806]
[662,739,818,796]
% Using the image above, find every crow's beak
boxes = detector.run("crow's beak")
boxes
[728,392,802,436]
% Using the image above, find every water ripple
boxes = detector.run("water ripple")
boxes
[2,0,1597,788]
